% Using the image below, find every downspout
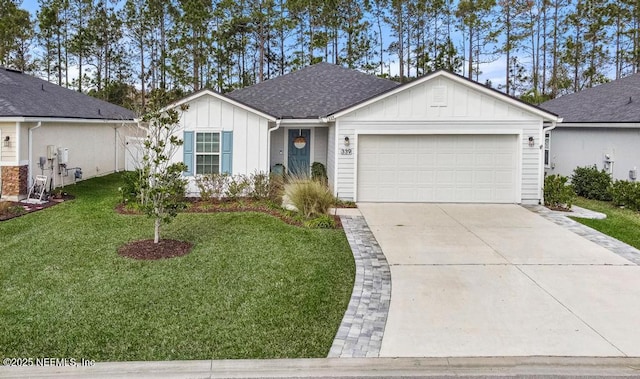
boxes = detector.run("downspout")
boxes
[540,120,559,204]
[28,121,42,189]
[267,119,282,172]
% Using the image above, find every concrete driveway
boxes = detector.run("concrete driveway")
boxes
[358,203,640,357]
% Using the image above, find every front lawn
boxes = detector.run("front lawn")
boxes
[572,197,640,250]
[0,173,355,361]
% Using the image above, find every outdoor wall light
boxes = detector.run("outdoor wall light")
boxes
[344,136,350,146]
[3,136,10,148]
[528,136,535,147]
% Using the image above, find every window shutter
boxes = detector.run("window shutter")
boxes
[183,131,194,176]
[221,131,233,174]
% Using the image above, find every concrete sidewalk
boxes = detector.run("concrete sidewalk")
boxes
[2,357,640,378]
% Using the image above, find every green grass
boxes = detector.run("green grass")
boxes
[572,197,640,250]
[0,173,355,361]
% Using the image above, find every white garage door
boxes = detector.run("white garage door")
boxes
[357,134,518,203]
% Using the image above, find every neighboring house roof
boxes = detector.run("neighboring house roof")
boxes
[330,69,561,122]
[226,62,399,119]
[0,67,135,120]
[540,73,640,123]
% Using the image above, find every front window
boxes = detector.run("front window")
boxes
[196,132,220,174]
[544,132,550,167]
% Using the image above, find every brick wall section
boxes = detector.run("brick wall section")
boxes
[1,165,28,197]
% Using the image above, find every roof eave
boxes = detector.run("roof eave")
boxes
[0,116,136,123]
[555,121,640,128]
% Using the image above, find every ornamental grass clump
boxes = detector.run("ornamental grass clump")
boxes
[284,178,334,219]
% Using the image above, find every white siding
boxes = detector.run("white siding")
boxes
[313,127,328,166]
[177,94,270,175]
[270,127,285,168]
[545,127,640,181]
[27,121,140,188]
[333,75,547,204]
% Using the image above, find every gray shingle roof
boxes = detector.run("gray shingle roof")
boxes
[226,62,399,118]
[540,73,640,123]
[0,67,135,120]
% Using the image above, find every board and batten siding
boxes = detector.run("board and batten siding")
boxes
[177,95,270,176]
[334,75,547,203]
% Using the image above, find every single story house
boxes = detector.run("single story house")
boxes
[540,73,640,181]
[164,63,560,204]
[0,66,138,201]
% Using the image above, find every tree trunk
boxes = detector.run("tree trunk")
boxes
[505,3,511,95]
[468,26,473,80]
[154,217,161,243]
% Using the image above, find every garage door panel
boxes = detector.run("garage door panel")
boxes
[417,171,435,184]
[475,171,494,184]
[436,171,455,184]
[456,170,473,184]
[456,153,474,165]
[357,134,518,203]
[496,170,515,184]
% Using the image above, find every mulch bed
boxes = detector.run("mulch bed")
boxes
[117,239,193,260]
[115,198,343,229]
[0,194,75,221]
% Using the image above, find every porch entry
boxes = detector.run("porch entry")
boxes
[288,129,310,176]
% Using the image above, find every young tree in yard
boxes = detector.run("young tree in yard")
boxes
[140,98,188,244]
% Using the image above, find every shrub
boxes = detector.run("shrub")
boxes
[284,179,334,218]
[610,180,640,211]
[225,174,250,200]
[0,201,24,217]
[311,162,327,183]
[544,174,575,209]
[120,169,143,203]
[195,173,229,200]
[304,214,336,229]
[571,165,612,201]
[248,171,270,200]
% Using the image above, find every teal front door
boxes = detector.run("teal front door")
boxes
[288,129,311,176]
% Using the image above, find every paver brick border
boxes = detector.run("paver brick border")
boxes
[328,215,391,358]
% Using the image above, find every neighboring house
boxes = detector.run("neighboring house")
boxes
[540,73,640,181]
[0,67,138,201]
[164,62,560,204]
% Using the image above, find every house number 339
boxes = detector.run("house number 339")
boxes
[340,148,353,155]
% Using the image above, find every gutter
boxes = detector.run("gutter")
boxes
[28,121,42,189]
